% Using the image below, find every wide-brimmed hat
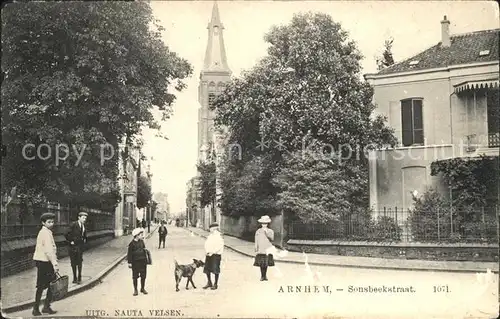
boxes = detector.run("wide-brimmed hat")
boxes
[132,228,144,237]
[257,215,271,224]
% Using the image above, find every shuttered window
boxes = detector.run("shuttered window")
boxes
[401,98,424,147]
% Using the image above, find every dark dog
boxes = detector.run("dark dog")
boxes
[174,259,205,292]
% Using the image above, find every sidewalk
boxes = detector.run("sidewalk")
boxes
[187,227,499,274]
[1,225,159,313]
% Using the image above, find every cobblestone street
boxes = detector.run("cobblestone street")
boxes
[7,226,498,318]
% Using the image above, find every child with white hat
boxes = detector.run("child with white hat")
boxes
[253,215,275,281]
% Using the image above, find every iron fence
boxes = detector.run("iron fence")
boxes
[288,206,499,243]
[1,224,70,240]
[1,200,115,241]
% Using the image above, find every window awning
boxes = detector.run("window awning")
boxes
[454,79,499,93]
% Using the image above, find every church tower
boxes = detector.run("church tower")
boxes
[197,1,231,162]
[197,1,231,228]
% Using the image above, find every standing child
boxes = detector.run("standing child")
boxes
[203,223,224,290]
[32,213,59,316]
[128,228,149,296]
[253,215,275,281]
[158,221,168,249]
[65,211,88,284]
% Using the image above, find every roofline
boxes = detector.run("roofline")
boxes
[364,61,499,80]
[366,28,499,79]
[450,28,500,38]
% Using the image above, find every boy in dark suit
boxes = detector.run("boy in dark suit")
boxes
[128,228,149,296]
[158,221,168,249]
[65,212,88,284]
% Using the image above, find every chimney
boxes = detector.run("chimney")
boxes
[441,15,450,47]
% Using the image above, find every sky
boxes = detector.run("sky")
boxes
[140,0,499,215]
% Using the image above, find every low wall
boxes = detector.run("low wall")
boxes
[221,214,286,248]
[287,240,499,262]
[1,230,115,278]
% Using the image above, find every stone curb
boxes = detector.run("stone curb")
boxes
[186,228,499,274]
[2,225,159,314]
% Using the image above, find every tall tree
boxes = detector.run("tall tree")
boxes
[1,2,192,207]
[213,12,397,220]
[196,160,216,208]
[136,175,152,209]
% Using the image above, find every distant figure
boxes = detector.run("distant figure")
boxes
[253,215,275,281]
[33,213,59,316]
[158,221,168,249]
[65,212,88,284]
[141,219,146,229]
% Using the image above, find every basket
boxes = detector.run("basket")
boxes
[145,249,152,265]
[49,272,69,301]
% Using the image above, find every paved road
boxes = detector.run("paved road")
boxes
[10,227,499,318]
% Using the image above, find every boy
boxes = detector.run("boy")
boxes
[32,212,59,316]
[127,228,149,296]
[158,221,168,249]
[203,223,224,290]
[65,211,88,284]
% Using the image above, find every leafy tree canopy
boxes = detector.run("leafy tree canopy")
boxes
[212,12,396,220]
[219,153,280,217]
[196,159,216,208]
[431,155,499,207]
[137,175,152,209]
[272,148,368,223]
[214,12,397,163]
[1,2,193,206]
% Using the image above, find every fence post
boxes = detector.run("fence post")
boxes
[407,208,411,242]
[450,206,453,235]
[349,214,353,239]
[481,206,485,240]
[449,185,453,235]
[395,206,398,240]
[437,208,440,241]
[496,206,499,244]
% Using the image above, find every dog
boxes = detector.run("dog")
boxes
[174,259,205,292]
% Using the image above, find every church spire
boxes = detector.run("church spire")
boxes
[202,1,230,74]
[210,1,222,27]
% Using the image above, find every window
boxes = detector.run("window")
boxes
[401,98,424,146]
[208,93,216,110]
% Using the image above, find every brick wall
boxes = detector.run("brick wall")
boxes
[286,240,499,262]
[1,231,114,278]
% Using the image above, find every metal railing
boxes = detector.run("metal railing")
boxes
[1,200,115,241]
[1,224,70,240]
[288,206,499,243]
